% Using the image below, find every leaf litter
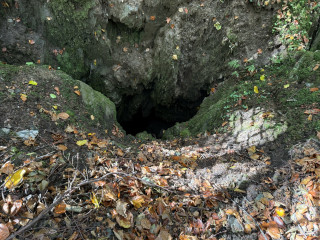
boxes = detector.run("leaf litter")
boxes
[0,66,320,239]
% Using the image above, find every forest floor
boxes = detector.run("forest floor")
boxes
[0,64,320,240]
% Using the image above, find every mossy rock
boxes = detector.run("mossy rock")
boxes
[78,80,117,128]
[136,131,155,141]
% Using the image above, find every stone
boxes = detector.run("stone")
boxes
[16,129,39,140]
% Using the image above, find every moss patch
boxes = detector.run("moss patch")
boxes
[164,50,320,144]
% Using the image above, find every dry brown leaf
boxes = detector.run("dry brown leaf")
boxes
[74,90,81,96]
[57,145,68,151]
[266,221,280,239]
[310,87,319,92]
[116,212,133,228]
[54,87,60,95]
[54,202,66,214]
[116,200,128,217]
[0,161,14,175]
[10,200,23,216]
[57,112,69,120]
[304,109,320,115]
[0,224,10,240]
[156,230,172,240]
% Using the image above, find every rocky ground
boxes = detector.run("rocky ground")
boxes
[0,63,319,240]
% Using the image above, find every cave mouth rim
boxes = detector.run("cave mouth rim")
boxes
[116,90,210,138]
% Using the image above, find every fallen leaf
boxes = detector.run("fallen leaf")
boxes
[260,75,265,81]
[91,193,100,208]
[74,90,81,96]
[221,121,228,127]
[313,64,319,71]
[29,39,35,45]
[156,230,172,240]
[57,112,69,120]
[20,94,27,102]
[5,168,27,189]
[54,202,66,214]
[116,212,133,228]
[310,87,319,92]
[54,87,60,95]
[131,195,145,209]
[0,161,14,175]
[28,80,38,86]
[304,109,320,115]
[0,224,10,240]
[57,145,67,151]
[116,200,128,217]
[257,48,263,54]
[254,86,259,93]
[50,93,57,99]
[283,84,290,88]
[166,17,171,23]
[150,16,156,21]
[172,54,178,60]
[275,207,285,217]
[266,221,280,239]
[76,140,88,146]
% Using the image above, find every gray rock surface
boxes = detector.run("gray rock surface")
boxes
[0,0,282,122]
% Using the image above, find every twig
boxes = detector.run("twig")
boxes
[7,171,173,239]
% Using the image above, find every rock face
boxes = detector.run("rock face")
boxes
[0,0,281,124]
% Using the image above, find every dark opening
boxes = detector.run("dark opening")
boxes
[117,90,209,138]
[120,111,176,138]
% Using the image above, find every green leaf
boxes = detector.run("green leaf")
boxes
[50,94,57,99]
[214,22,222,30]
[26,62,34,65]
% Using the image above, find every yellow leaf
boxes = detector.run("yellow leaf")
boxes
[53,105,58,110]
[20,94,27,102]
[172,54,178,60]
[260,75,265,81]
[28,80,38,86]
[5,168,27,189]
[254,86,259,93]
[131,195,145,209]
[76,140,88,146]
[284,84,290,88]
[91,193,100,208]
[275,207,285,217]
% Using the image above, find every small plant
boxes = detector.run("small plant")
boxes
[246,64,255,73]
[228,60,240,69]
[214,22,222,30]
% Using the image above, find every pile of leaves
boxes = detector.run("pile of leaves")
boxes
[0,124,320,239]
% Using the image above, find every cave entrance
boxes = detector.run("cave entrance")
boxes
[117,90,209,138]
[119,111,176,138]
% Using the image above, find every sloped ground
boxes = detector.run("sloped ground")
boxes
[0,63,320,240]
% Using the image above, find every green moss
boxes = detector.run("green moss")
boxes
[45,0,94,79]
[136,131,155,141]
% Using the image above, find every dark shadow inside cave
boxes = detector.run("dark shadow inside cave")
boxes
[117,90,209,138]
[120,112,176,138]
